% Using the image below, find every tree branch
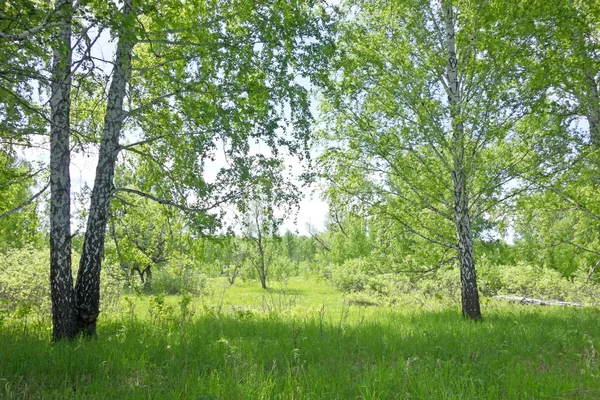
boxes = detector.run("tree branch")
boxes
[114,187,238,213]
[0,181,49,218]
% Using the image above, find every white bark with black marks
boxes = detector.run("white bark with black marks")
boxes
[75,0,134,336]
[443,0,481,320]
[49,0,76,341]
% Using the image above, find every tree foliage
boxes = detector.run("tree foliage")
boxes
[317,0,549,319]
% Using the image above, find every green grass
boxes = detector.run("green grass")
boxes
[1,277,599,399]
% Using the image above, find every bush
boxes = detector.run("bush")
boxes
[330,256,600,304]
[270,255,298,284]
[415,268,460,302]
[485,263,595,301]
[0,246,122,319]
[331,258,372,292]
[152,267,208,295]
[0,246,49,316]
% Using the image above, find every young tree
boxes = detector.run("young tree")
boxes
[318,0,542,319]
[222,238,246,286]
[242,200,278,289]
[238,160,299,289]
[108,195,172,292]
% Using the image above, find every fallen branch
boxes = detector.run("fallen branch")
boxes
[495,295,599,307]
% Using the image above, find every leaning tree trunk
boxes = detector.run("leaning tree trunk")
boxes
[75,0,134,336]
[443,0,481,320]
[49,0,76,341]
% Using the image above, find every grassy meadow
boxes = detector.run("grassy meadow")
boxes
[1,277,599,399]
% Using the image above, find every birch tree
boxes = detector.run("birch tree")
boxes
[243,201,277,289]
[73,0,135,336]
[318,0,541,319]
[71,0,333,335]
[2,0,333,337]
[1,0,79,340]
[49,0,76,340]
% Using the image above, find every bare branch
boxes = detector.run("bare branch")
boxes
[556,239,600,257]
[114,187,238,213]
[125,89,185,117]
[0,181,49,218]
[306,226,330,252]
[392,255,456,274]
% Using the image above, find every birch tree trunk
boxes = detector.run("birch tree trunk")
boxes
[49,0,76,341]
[443,0,481,320]
[75,0,134,336]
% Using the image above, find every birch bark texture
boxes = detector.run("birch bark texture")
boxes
[75,0,134,336]
[49,0,76,341]
[443,0,481,320]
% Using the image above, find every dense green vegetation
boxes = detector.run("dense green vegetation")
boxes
[1,278,600,399]
[2,0,600,397]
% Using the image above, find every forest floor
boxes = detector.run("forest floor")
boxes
[1,277,599,399]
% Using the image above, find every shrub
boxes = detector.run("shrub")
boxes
[152,267,208,295]
[486,263,595,301]
[415,268,460,302]
[330,256,600,304]
[270,255,297,284]
[347,291,380,306]
[0,246,49,316]
[0,246,122,318]
[331,258,373,292]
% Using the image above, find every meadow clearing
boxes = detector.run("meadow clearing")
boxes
[1,277,599,399]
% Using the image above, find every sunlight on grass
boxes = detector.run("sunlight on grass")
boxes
[1,278,599,399]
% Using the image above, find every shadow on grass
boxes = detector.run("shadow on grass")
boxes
[1,306,599,399]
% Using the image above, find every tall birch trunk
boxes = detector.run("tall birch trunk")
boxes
[75,0,134,336]
[49,0,76,341]
[443,0,482,320]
